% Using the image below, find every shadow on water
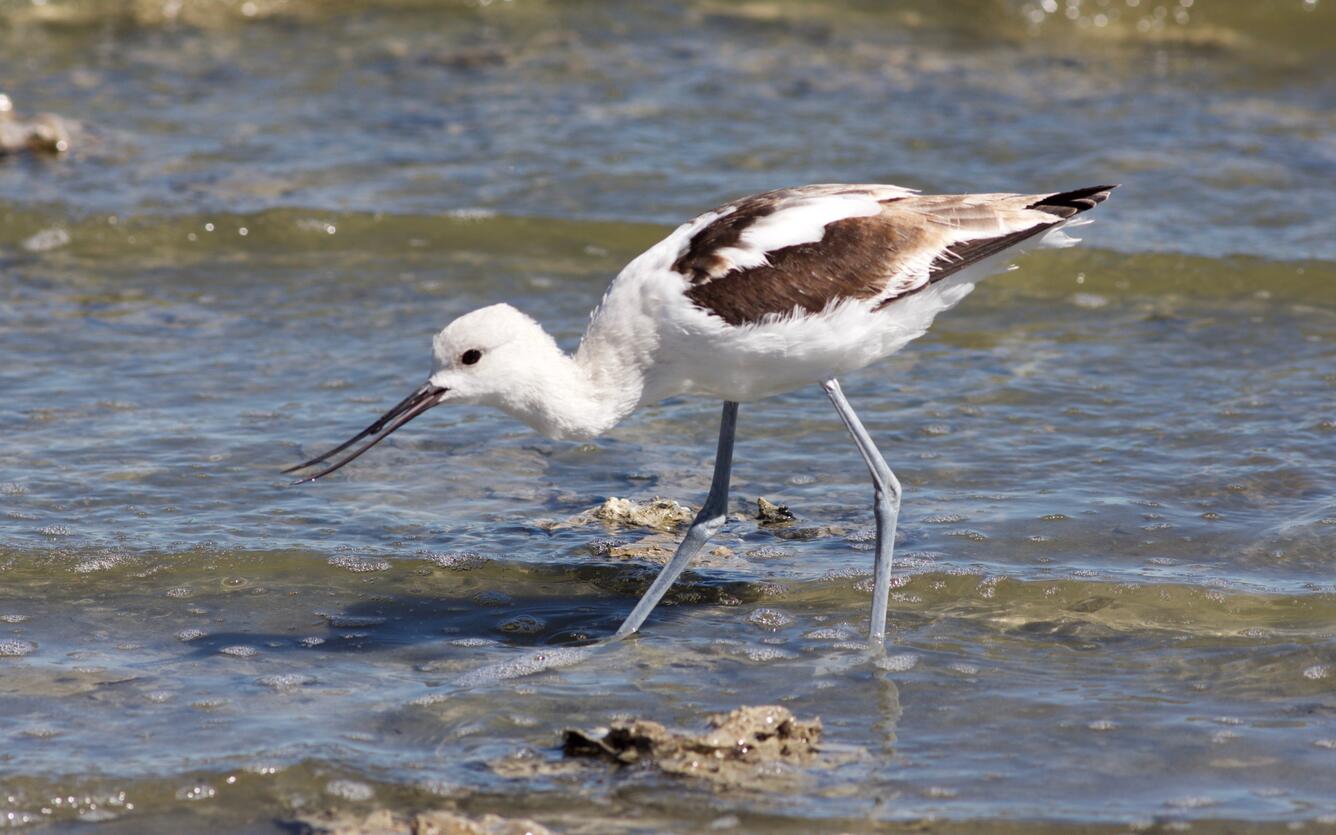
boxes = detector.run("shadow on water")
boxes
[163,553,792,662]
[173,592,616,659]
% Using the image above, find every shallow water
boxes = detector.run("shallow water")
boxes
[2,1,1335,832]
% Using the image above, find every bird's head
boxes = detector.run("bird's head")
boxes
[426,303,560,405]
[285,303,565,483]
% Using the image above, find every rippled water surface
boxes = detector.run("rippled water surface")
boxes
[2,1,1335,832]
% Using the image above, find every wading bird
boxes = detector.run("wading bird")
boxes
[286,183,1115,646]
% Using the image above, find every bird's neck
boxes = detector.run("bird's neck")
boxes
[570,302,661,434]
[496,329,644,442]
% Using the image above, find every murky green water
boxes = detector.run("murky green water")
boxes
[2,1,1335,832]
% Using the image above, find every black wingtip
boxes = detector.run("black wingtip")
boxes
[1030,184,1119,218]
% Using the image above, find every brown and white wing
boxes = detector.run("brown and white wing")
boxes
[674,184,1116,326]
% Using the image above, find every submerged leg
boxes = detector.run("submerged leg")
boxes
[822,378,902,647]
[613,401,739,639]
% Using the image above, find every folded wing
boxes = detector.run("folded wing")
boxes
[673,183,1116,326]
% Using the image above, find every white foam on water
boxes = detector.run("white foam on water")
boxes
[257,673,316,691]
[318,613,387,628]
[427,551,490,570]
[324,779,374,801]
[449,637,499,648]
[876,653,920,672]
[804,626,855,641]
[22,227,71,253]
[327,555,391,573]
[745,646,797,662]
[746,608,794,630]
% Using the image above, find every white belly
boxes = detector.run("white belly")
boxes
[638,224,1077,404]
[644,271,978,403]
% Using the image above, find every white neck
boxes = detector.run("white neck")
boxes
[490,324,647,441]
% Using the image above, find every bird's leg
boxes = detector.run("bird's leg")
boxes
[613,401,738,639]
[822,378,901,648]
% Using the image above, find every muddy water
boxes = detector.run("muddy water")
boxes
[2,1,1335,832]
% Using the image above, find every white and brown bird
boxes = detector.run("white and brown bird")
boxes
[287,182,1117,647]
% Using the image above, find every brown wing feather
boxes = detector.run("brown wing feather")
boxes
[673,184,913,284]
[677,184,1117,326]
[673,192,788,284]
[684,212,916,326]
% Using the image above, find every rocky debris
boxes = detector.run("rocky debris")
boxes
[769,524,844,541]
[754,499,845,539]
[545,496,696,533]
[563,705,821,789]
[289,808,552,835]
[0,95,72,156]
[591,496,695,530]
[755,497,795,525]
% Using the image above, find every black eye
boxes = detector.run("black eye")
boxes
[461,349,482,366]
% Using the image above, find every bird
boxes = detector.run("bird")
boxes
[285,182,1116,647]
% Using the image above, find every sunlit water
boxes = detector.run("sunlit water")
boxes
[2,1,1334,832]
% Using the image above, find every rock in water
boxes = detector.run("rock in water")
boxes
[564,704,822,789]
[0,96,73,156]
[756,497,795,525]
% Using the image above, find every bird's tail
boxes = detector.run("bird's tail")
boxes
[1029,184,1118,248]
[1030,184,1119,219]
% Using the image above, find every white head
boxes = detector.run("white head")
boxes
[426,303,565,408]
[285,303,603,483]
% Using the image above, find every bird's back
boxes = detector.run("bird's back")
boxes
[580,183,1115,404]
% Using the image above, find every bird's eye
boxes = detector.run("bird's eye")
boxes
[461,349,482,366]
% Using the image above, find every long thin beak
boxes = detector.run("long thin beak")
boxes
[284,382,446,485]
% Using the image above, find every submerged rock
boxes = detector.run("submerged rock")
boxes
[563,705,821,789]
[290,808,552,835]
[769,524,843,541]
[489,747,587,780]
[599,533,676,560]
[586,532,735,566]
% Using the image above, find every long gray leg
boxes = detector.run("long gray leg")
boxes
[614,401,738,639]
[822,378,901,647]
